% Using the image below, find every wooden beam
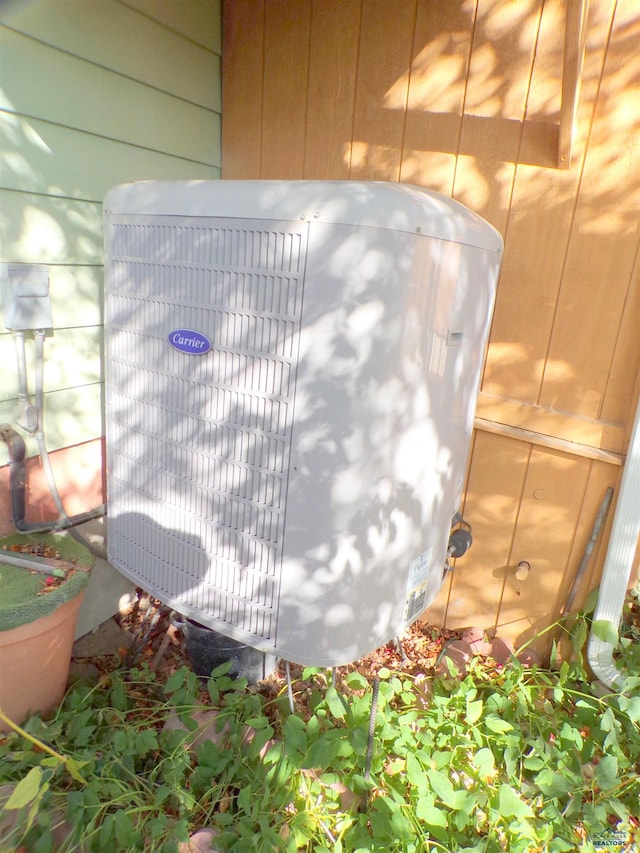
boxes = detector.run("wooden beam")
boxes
[558,0,588,169]
[476,392,625,454]
[474,418,623,466]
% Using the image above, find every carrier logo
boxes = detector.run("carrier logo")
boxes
[168,329,211,355]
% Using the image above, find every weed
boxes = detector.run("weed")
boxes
[1,631,639,851]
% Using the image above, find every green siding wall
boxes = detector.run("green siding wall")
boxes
[0,0,221,463]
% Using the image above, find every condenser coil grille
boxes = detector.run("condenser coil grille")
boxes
[106,218,308,641]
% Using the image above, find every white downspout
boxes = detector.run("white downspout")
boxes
[587,392,640,689]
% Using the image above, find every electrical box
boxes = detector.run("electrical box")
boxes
[104,180,503,666]
[1,264,52,331]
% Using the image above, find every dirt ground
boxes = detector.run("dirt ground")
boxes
[70,590,462,703]
[72,580,640,705]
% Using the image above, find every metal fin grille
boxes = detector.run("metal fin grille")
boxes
[106,217,307,643]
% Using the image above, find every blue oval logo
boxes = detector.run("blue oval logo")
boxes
[168,329,211,355]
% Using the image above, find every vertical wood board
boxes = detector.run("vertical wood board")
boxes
[481,0,594,404]
[349,0,417,180]
[442,431,531,629]
[452,0,543,232]
[496,446,591,651]
[539,2,639,420]
[303,0,361,180]
[399,0,475,195]
[221,0,265,179]
[261,0,311,179]
[599,243,640,425]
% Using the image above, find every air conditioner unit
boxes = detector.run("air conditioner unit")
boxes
[103,180,502,667]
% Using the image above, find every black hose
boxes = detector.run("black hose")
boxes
[66,521,108,559]
[1,424,27,525]
[0,423,106,540]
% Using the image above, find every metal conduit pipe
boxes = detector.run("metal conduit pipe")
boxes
[32,329,72,523]
[587,392,640,689]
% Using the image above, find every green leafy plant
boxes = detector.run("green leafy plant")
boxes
[615,578,640,680]
[1,632,638,852]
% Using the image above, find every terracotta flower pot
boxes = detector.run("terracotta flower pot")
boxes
[0,533,93,732]
[0,590,86,732]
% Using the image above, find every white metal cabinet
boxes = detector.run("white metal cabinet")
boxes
[104,180,502,666]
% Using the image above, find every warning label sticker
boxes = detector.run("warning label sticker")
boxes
[407,547,432,589]
[403,547,433,622]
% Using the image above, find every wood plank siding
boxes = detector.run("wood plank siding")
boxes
[0,0,221,533]
[222,0,640,652]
